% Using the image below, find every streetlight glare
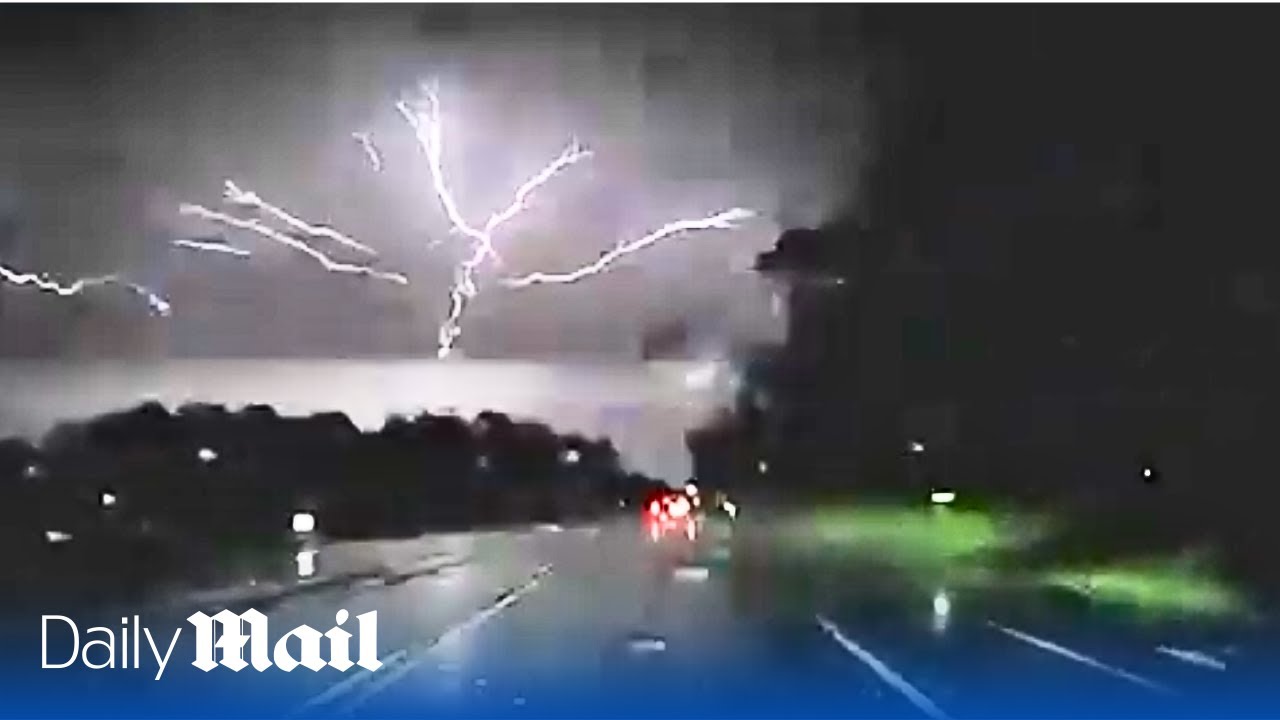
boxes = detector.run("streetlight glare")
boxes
[292,511,317,534]
[930,490,956,506]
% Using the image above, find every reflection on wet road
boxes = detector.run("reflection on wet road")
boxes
[299,518,1278,718]
[12,517,1280,718]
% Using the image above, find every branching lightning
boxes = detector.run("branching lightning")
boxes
[484,140,593,238]
[351,132,384,173]
[178,203,408,285]
[0,261,171,316]
[501,208,757,288]
[173,239,252,257]
[395,84,592,357]
[172,80,754,357]
[0,262,114,297]
[222,180,377,256]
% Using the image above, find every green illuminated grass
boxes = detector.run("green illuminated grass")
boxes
[790,504,1046,563]
[1040,557,1248,619]
[761,502,1249,620]
[767,503,1049,592]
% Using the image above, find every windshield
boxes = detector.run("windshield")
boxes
[1,5,1277,720]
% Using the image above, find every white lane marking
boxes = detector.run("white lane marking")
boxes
[292,564,549,716]
[1156,645,1228,671]
[291,648,410,716]
[673,566,710,583]
[815,615,949,720]
[989,621,1172,694]
[333,564,553,715]
[627,636,667,654]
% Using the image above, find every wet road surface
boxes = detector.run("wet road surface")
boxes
[9,516,1279,718]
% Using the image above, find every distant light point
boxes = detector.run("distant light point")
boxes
[291,511,316,534]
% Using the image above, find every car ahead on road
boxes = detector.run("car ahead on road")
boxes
[644,489,702,542]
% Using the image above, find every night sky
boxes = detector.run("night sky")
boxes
[2,5,1277,363]
[0,5,872,359]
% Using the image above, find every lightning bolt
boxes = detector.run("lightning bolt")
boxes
[174,80,752,358]
[115,280,173,316]
[172,239,252,257]
[484,140,593,238]
[179,203,408,285]
[352,132,384,173]
[222,180,378,257]
[501,208,757,288]
[0,262,115,296]
[395,83,591,358]
[0,261,171,316]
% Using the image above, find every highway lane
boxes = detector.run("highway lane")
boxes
[7,516,1278,718]
[6,528,559,718]
[344,519,919,719]
[326,517,1279,719]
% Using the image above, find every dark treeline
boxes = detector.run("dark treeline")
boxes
[689,8,1280,592]
[0,402,666,602]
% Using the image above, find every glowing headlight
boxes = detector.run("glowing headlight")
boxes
[668,495,691,519]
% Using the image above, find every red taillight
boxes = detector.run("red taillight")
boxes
[649,500,661,516]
